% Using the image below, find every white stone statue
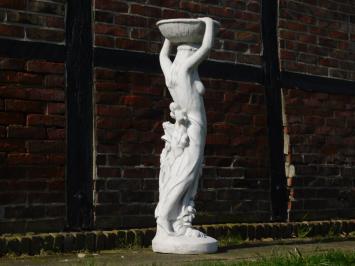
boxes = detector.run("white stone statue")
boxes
[152,17,220,254]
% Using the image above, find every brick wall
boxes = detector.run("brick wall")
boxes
[92,0,268,229]
[284,88,355,220]
[0,0,354,234]
[94,0,261,65]
[280,1,355,221]
[0,0,65,43]
[279,0,355,81]
[93,67,270,228]
[0,58,66,233]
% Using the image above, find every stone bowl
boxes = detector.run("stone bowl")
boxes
[156,18,220,44]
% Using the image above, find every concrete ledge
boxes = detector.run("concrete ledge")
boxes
[1,219,354,256]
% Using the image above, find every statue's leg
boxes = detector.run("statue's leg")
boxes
[157,179,192,235]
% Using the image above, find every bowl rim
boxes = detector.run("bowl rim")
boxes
[156,18,220,27]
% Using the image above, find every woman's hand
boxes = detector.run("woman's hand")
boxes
[197,17,213,25]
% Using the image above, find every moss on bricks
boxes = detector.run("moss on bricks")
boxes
[6,237,21,256]
[30,235,44,255]
[142,228,155,247]
[86,232,97,252]
[63,233,75,253]
[1,220,355,256]
[75,232,86,251]
[114,230,126,249]
[247,224,256,240]
[0,237,7,256]
[42,234,54,251]
[52,233,64,252]
[104,232,116,250]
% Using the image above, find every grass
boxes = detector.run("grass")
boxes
[193,250,355,266]
[218,232,243,247]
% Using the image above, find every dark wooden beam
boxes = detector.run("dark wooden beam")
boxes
[261,0,288,221]
[0,38,65,62]
[2,38,354,96]
[65,0,94,230]
[94,47,263,83]
[280,71,355,96]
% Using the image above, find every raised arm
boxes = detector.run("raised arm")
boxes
[184,17,214,70]
[159,38,172,77]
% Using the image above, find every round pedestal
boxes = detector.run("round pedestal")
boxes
[152,234,218,254]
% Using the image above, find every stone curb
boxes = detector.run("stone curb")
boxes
[1,219,354,256]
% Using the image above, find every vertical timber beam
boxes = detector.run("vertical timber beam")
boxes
[66,0,94,230]
[261,0,288,221]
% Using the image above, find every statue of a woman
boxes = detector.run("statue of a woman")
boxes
[153,17,218,254]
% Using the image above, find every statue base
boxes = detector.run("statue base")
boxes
[152,233,218,254]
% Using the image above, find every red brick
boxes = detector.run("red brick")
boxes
[131,4,161,17]
[234,32,258,42]
[115,39,147,51]
[5,99,45,113]
[97,105,131,117]
[47,103,65,115]
[95,35,115,47]
[95,10,114,23]
[0,126,5,137]
[0,58,25,70]
[0,87,64,102]
[208,6,234,17]
[27,61,64,74]
[96,81,128,91]
[97,167,121,178]
[130,28,160,41]
[7,126,46,139]
[206,133,230,145]
[0,192,27,205]
[0,0,25,9]
[247,1,260,12]
[121,95,151,107]
[26,28,64,43]
[95,0,128,12]
[95,24,128,37]
[96,92,122,104]
[27,114,65,127]
[28,0,65,15]
[0,71,43,85]
[27,140,65,153]
[46,16,65,28]
[114,14,147,27]
[45,75,65,87]
[0,112,25,125]
[97,117,130,130]
[0,24,24,38]
[47,128,65,140]
[0,140,25,152]
[319,58,338,68]
[7,11,46,26]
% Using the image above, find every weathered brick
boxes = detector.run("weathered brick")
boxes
[5,99,45,113]
[27,28,64,42]
[27,61,64,74]
[0,0,25,9]
[27,114,65,127]
[0,24,24,38]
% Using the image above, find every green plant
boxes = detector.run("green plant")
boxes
[296,224,311,238]
[218,232,243,247]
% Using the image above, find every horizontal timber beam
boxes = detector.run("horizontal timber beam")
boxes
[0,38,65,62]
[94,47,263,83]
[0,38,354,92]
[280,71,355,96]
